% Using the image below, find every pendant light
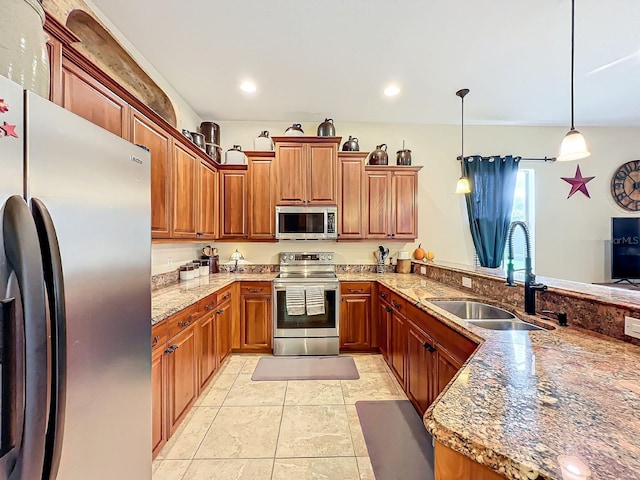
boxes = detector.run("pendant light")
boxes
[455,88,471,194]
[558,0,590,161]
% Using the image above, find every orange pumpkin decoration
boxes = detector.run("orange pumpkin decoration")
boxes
[413,244,425,260]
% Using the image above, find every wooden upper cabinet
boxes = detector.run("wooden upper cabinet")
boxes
[61,59,129,138]
[219,170,248,239]
[131,110,172,238]
[392,170,418,239]
[171,143,198,238]
[338,153,366,239]
[273,137,339,205]
[365,171,392,238]
[197,160,218,240]
[248,154,276,240]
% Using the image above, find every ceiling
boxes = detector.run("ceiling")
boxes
[91,0,640,126]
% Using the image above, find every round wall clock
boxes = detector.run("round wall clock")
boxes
[611,160,640,211]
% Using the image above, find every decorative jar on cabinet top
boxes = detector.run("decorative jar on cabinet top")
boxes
[0,0,50,98]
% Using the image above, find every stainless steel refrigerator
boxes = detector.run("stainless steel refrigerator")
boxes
[0,75,152,479]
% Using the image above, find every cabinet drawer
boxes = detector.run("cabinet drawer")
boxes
[389,291,407,314]
[198,292,217,314]
[168,304,199,339]
[378,285,392,303]
[240,282,272,296]
[216,285,233,305]
[341,282,372,295]
[151,320,168,351]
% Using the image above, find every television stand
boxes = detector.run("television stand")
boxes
[613,279,639,287]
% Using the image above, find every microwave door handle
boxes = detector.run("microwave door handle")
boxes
[31,198,67,480]
[2,195,48,480]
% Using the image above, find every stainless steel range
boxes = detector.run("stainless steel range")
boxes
[273,252,339,356]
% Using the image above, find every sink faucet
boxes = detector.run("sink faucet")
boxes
[505,221,547,315]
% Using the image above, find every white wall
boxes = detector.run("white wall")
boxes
[152,121,638,283]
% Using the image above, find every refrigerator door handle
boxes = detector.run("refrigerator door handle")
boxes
[2,195,48,480]
[31,198,67,480]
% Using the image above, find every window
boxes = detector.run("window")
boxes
[474,169,535,277]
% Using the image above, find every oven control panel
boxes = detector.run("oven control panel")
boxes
[279,252,335,265]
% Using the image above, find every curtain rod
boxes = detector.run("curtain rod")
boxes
[456,155,556,162]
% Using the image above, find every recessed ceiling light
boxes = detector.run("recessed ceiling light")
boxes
[240,81,257,93]
[384,84,400,97]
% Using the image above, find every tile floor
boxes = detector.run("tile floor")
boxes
[153,354,408,480]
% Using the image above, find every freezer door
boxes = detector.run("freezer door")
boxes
[25,92,152,480]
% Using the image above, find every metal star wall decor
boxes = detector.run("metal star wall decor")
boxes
[561,164,595,199]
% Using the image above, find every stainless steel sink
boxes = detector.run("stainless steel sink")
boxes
[431,301,516,320]
[466,320,546,331]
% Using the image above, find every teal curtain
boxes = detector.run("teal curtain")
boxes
[462,155,520,268]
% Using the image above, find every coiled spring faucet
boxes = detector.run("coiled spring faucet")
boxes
[505,221,547,315]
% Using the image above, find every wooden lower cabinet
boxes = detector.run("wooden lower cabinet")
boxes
[167,325,198,436]
[340,295,371,351]
[216,301,233,364]
[239,285,272,352]
[437,346,463,394]
[151,346,167,457]
[406,321,437,415]
[197,312,217,391]
[435,442,506,480]
[378,299,391,361]
[389,310,407,386]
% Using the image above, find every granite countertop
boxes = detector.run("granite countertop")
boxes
[151,272,640,479]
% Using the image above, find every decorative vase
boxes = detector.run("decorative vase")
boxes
[0,0,50,98]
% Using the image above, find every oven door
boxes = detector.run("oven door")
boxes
[273,283,339,337]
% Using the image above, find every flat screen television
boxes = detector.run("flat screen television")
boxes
[612,217,640,281]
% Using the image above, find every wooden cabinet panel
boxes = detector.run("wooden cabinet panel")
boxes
[435,442,506,480]
[172,143,198,238]
[197,313,217,391]
[378,299,391,361]
[219,171,248,238]
[339,295,371,350]
[151,347,166,457]
[308,143,337,204]
[248,156,275,239]
[392,171,418,239]
[167,326,198,436]
[197,160,218,240]
[366,172,391,238]
[61,59,129,138]
[131,110,172,238]
[338,154,365,239]
[47,37,63,105]
[436,346,463,396]
[406,322,436,415]
[216,301,232,364]
[240,295,272,350]
[276,144,306,204]
[389,311,407,386]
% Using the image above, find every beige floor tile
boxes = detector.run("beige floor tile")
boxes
[156,406,200,459]
[240,356,261,374]
[219,356,247,374]
[345,405,368,457]
[164,407,219,459]
[195,406,282,459]
[197,374,237,407]
[152,459,191,480]
[223,374,287,406]
[350,354,388,373]
[182,459,273,480]
[272,457,360,480]
[341,373,405,404]
[276,405,354,458]
[356,456,376,480]
[285,380,344,405]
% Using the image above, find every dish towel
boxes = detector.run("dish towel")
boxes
[285,286,306,316]
[305,285,325,316]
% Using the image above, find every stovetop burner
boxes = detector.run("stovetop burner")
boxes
[275,251,337,284]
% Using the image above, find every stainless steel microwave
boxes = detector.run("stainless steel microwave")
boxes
[275,206,338,240]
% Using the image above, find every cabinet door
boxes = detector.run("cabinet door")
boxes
[240,295,272,350]
[389,311,406,386]
[436,346,463,397]
[47,36,63,105]
[61,59,129,138]
[378,300,391,361]
[131,111,172,238]
[172,143,198,238]
[167,326,198,435]
[151,347,166,458]
[308,143,337,204]
[216,302,232,364]
[248,157,275,239]
[391,171,418,239]
[339,295,371,350]
[219,171,248,238]
[197,160,218,240]
[275,143,306,204]
[365,172,391,238]
[338,155,365,238]
[407,323,436,415]
[197,313,217,391]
